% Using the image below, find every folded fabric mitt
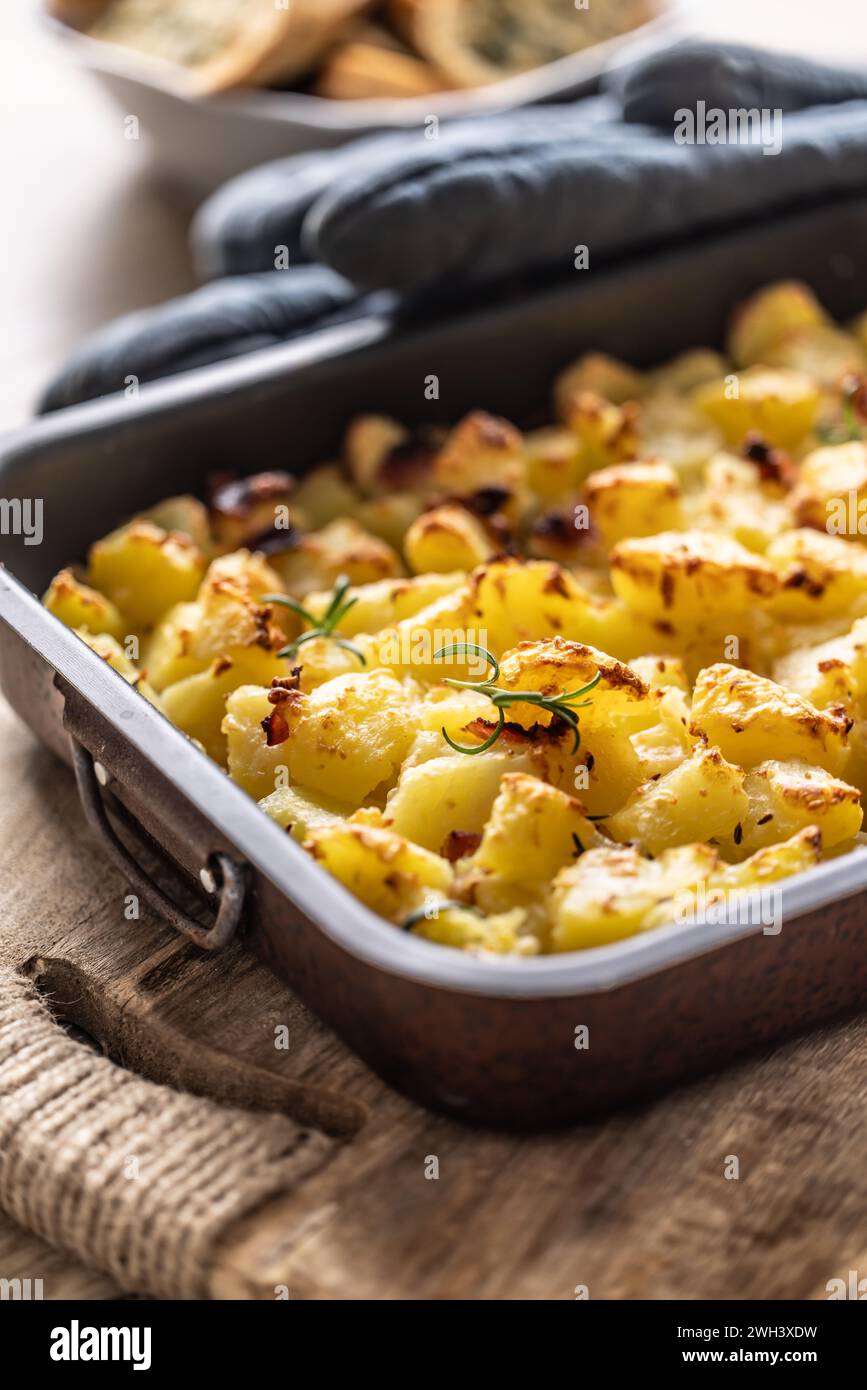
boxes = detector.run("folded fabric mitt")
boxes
[614,39,867,123]
[191,95,619,281]
[40,41,867,412]
[193,41,867,296]
[39,266,373,413]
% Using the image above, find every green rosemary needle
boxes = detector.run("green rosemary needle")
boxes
[432,643,601,755]
[262,574,366,666]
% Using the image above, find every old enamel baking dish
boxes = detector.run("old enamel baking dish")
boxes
[3,196,867,1128]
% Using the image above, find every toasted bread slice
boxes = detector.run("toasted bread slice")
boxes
[392,0,655,89]
[76,0,374,92]
[316,38,445,100]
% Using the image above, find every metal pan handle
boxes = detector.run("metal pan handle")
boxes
[69,738,246,951]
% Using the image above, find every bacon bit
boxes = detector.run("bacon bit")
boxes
[244,525,298,557]
[741,433,798,490]
[209,470,295,517]
[261,708,289,746]
[463,716,571,747]
[465,486,512,517]
[269,672,301,698]
[532,512,574,544]
[441,830,483,862]
[531,512,599,563]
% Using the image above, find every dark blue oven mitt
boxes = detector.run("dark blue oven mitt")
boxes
[39,267,375,413]
[613,39,867,123]
[195,40,867,293]
[40,42,867,412]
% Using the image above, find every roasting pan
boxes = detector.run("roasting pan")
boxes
[4,196,867,1128]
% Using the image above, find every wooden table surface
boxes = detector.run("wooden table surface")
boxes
[3,0,867,1301]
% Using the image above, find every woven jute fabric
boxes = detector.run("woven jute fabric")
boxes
[0,969,332,1298]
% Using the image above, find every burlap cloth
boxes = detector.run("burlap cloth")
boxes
[0,967,332,1299]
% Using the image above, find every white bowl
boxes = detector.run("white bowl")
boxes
[39,1,688,195]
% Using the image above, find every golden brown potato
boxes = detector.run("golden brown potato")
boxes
[693,367,820,451]
[44,279,867,958]
[690,663,851,775]
[88,520,206,630]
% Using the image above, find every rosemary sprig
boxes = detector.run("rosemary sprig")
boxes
[432,643,601,755]
[262,575,366,666]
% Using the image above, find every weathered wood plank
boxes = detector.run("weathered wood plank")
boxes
[2,699,867,1300]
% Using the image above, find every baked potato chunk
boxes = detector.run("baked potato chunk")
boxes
[772,616,867,713]
[43,280,867,959]
[554,353,645,412]
[550,842,720,951]
[384,749,533,854]
[697,452,789,554]
[258,783,350,840]
[404,504,496,574]
[303,572,464,638]
[455,560,648,662]
[225,670,419,806]
[88,520,206,629]
[432,411,527,504]
[561,392,640,472]
[582,460,683,548]
[162,659,268,764]
[790,442,867,535]
[607,746,748,856]
[45,569,126,640]
[471,773,599,885]
[764,324,866,389]
[305,822,452,923]
[728,281,830,368]
[610,530,779,622]
[523,427,582,503]
[271,518,401,597]
[767,529,867,622]
[692,367,820,451]
[690,663,851,775]
[144,552,290,692]
[735,759,862,856]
